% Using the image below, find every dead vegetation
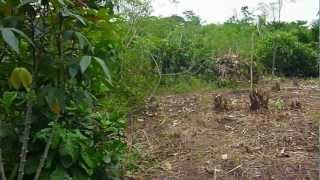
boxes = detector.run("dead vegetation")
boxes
[249,88,270,111]
[213,94,230,111]
[271,81,281,91]
[292,78,299,87]
[290,99,302,110]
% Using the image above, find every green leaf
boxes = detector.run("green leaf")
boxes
[10,28,35,47]
[79,162,93,176]
[1,28,19,53]
[9,67,33,90]
[80,56,92,73]
[18,67,33,90]
[59,138,78,168]
[0,91,17,113]
[50,166,69,180]
[18,0,37,8]
[68,65,79,78]
[71,168,90,180]
[93,57,112,84]
[9,68,22,89]
[61,8,86,25]
[72,14,86,26]
[75,32,91,49]
[57,0,66,6]
[81,150,95,169]
[46,87,65,114]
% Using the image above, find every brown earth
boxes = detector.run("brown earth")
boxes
[127,80,320,180]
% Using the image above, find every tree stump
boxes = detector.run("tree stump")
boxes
[249,88,269,112]
[214,94,229,111]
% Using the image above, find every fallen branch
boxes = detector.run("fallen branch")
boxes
[225,164,242,175]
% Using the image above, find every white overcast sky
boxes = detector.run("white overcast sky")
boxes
[151,0,318,23]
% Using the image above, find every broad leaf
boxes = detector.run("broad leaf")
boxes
[9,68,21,89]
[1,28,19,53]
[9,67,32,90]
[75,32,91,50]
[68,65,79,78]
[61,8,86,25]
[46,87,65,114]
[10,28,35,47]
[18,67,33,90]
[93,57,112,84]
[80,56,92,73]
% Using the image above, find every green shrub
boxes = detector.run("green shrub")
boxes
[256,31,318,77]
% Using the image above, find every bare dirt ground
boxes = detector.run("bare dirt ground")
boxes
[127,80,320,180]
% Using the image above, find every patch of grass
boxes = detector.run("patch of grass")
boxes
[307,112,320,124]
[271,98,285,111]
[158,76,238,95]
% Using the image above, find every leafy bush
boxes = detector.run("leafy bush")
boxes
[256,31,318,77]
[0,1,126,179]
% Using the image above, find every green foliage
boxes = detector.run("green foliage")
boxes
[272,98,285,111]
[0,1,127,179]
[256,31,318,77]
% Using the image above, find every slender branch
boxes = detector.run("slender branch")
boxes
[33,116,59,180]
[149,55,162,98]
[250,32,255,90]
[0,47,6,63]
[272,40,277,78]
[17,10,39,180]
[17,99,33,180]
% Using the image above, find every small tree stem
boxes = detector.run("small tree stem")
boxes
[33,116,59,180]
[17,100,33,180]
[250,32,255,90]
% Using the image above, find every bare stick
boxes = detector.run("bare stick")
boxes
[149,55,162,98]
[17,100,33,180]
[33,134,52,180]
[33,116,59,180]
[225,164,242,175]
[250,33,255,90]
[272,40,277,78]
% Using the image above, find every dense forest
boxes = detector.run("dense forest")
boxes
[0,0,319,179]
